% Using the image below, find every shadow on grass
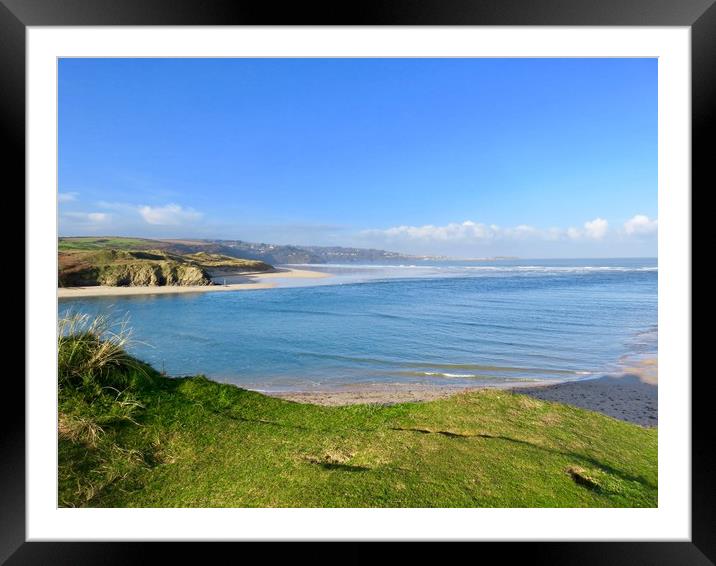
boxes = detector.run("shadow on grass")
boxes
[390,427,656,489]
[310,461,371,472]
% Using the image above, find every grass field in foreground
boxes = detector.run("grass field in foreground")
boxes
[58,316,657,508]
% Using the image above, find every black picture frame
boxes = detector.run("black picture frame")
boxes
[5,0,709,562]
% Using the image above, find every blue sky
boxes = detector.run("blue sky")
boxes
[59,58,657,258]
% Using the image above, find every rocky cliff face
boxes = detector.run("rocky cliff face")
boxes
[58,248,273,288]
[95,262,211,287]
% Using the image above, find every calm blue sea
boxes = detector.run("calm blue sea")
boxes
[58,258,657,392]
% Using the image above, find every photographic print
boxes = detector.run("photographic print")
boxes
[56,57,658,508]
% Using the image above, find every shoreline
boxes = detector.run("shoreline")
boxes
[58,267,331,298]
[267,380,538,406]
[267,358,658,427]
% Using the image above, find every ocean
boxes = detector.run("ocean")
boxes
[58,258,657,392]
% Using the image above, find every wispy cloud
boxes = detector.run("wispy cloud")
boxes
[93,201,204,225]
[58,192,79,203]
[138,204,203,225]
[96,201,137,211]
[60,200,206,236]
[370,221,499,242]
[63,211,109,223]
[566,227,582,240]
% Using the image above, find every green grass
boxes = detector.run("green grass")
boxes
[58,316,658,508]
[59,237,157,251]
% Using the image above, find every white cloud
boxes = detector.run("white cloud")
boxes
[566,218,608,240]
[365,219,615,244]
[584,217,608,240]
[624,214,657,235]
[138,203,203,226]
[58,192,79,203]
[364,216,624,247]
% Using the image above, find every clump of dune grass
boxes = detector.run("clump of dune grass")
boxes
[58,313,158,506]
[58,312,148,390]
[58,412,105,447]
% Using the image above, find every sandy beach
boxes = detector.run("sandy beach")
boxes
[270,382,495,406]
[513,370,657,428]
[57,267,331,298]
[270,357,658,427]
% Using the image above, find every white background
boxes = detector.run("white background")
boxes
[27,27,691,541]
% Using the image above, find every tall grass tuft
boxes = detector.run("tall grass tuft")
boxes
[58,312,148,391]
[58,313,157,505]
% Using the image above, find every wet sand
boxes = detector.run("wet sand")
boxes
[269,382,499,406]
[57,268,330,298]
[270,358,658,427]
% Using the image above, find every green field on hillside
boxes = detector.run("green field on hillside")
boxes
[59,237,158,251]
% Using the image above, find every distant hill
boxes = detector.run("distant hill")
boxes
[198,239,429,264]
[59,236,427,265]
